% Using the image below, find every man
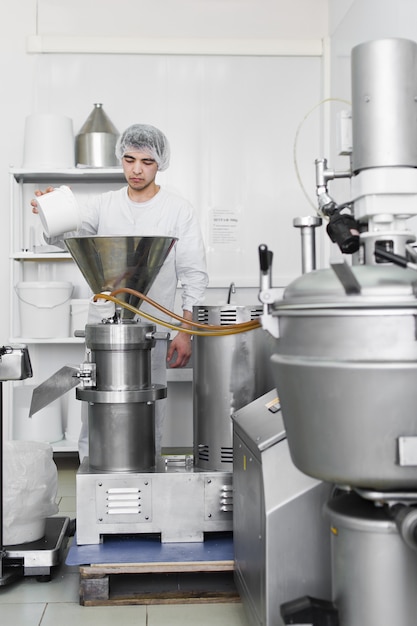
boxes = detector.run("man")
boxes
[32,123,208,459]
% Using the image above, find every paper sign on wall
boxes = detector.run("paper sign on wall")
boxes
[208,207,241,252]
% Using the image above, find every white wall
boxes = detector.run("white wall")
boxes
[7,0,417,443]
[11,0,417,338]
[36,0,328,39]
[329,0,417,44]
[1,0,330,349]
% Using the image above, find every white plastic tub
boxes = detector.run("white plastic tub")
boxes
[16,281,73,338]
[70,298,90,335]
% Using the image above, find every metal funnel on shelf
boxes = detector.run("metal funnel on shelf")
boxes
[75,103,119,167]
[65,235,177,319]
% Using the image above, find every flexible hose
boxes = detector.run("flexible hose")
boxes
[293,97,351,211]
[94,292,261,336]
[108,287,260,331]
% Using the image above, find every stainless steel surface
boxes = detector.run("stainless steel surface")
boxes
[80,321,164,472]
[29,365,79,416]
[88,402,155,472]
[193,305,276,471]
[76,459,233,544]
[351,38,417,172]
[280,263,417,306]
[330,262,361,294]
[85,322,154,388]
[76,386,166,403]
[326,493,417,626]
[65,235,177,319]
[75,103,119,167]
[232,391,332,626]
[270,265,417,489]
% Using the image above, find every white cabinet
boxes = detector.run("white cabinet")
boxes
[8,167,126,451]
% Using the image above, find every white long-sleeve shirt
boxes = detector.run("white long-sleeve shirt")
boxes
[67,186,208,319]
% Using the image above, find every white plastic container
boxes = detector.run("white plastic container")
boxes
[22,113,75,169]
[16,281,73,338]
[36,185,81,238]
[3,441,58,545]
[70,298,90,335]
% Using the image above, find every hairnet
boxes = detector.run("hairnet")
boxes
[115,124,170,171]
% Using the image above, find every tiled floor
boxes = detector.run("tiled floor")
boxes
[0,455,250,626]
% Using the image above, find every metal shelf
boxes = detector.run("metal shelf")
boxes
[7,167,120,448]
[52,438,79,453]
[9,337,85,344]
[10,166,125,183]
[11,252,72,260]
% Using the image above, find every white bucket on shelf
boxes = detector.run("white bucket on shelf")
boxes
[70,298,90,335]
[16,281,73,338]
[13,384,64,444]
[22,113,75,169]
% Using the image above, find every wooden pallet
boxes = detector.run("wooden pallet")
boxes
[79,559,239,606]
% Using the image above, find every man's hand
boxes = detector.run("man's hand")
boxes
[167,332,192,368]
[31,187,55,214]
[166,310,193,368]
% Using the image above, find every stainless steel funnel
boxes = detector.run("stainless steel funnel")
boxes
[75,103,119,167]
[65,235,177,318]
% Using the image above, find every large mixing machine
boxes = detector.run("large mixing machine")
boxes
[258,37,417,626]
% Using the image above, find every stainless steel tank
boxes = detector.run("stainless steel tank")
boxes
[351,38,417,172]
[270,264,417,489]
[326,493,417,626]
[193,305,276,471]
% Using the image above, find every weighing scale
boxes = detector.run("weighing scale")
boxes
[0,344,69,585]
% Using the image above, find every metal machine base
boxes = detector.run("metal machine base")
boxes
[232,390,332,626]
[76,459,233,545]
[0,516,70,585]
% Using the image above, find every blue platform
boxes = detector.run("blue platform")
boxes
[66,532,234,566]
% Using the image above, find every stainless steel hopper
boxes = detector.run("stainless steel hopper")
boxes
[65,235,177,318]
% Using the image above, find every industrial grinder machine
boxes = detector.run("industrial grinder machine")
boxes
[30,235,273,545]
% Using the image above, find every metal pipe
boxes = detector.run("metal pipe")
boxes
[293,215,322,274]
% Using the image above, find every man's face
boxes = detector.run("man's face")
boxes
[122,150,159,192]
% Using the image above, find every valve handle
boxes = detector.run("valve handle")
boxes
[259,244,273,273]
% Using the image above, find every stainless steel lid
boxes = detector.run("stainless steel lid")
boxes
[274,264,417,311]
